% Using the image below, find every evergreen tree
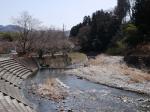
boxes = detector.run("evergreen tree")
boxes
[70,23,83,37]
[132,0,150,41]
[114,0,130,23]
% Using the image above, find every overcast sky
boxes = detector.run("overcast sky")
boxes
[0,0,117,30]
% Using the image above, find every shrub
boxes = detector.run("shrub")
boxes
[106,40,126,55]
[124,24,139,47]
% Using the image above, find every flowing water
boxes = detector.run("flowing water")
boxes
[23,69,150,112]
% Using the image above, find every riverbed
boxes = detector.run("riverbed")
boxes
[23,69,150,112]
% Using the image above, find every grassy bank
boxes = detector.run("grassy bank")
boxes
[68,52,88,64]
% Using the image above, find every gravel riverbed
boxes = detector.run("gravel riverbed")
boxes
[65,54,150,95]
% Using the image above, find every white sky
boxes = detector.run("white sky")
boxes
[0,0,117,30]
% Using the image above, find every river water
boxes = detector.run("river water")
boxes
[23,69,150,112]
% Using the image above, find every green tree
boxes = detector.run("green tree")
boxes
[132,0,150,42]
[114,0,131,23]
[70,23,83,37]
[124,24,139,47]
[77,26,91,51]
[90,10,120,51]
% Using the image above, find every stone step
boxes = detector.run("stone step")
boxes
[0,80,7,94]
[0,69,7,77]
[6,72,15,83]
[10,74,19,84]
[13,77,23,86]
[19,102,29,112]
[4,82,24,103]
[21,72,32,79]
[0,80,24,103]
[1,72,21,87]
[8,66,28,73]
[17,70,31,77]
[0,59,36,112]
[0,69,24,87]
[0,62,20,67]
[12,99,26,112]
[12,67,30,75]
[1,61,32,72]
[5,96,20,112]
[0,59,30,70]
[0,95,8,112]
[0,77,17,87]
[1,71,9,80]
[0,59,15,64]
[26,105,35,112]
[1,64,26,72]
[0,67,3,72]
[0,102,8,112]
[0,92,14,112]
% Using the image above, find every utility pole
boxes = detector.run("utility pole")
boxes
[63,24,65,33]
[63,24,67,38]
[63,24,69,39]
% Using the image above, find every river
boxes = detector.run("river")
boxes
[23,69,150,112]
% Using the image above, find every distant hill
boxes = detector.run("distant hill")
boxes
[0,25,20,32]
[0,25,3,29]
[0,25,70,37]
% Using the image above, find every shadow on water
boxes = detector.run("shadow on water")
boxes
[23,68,150,112]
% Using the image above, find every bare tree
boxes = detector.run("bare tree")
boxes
[47,29,74,56]
[115,0,131,23]
[32,28,73,58]
[127,0,136,20]
[13,11,41,55]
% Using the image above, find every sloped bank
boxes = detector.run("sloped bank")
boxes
[0,57,38,112]
[124,43,150,72]
[65,54,150,95]
[14,57,38,72]
[124,55,150,72]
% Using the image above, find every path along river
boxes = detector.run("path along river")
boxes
[23,69,150,112]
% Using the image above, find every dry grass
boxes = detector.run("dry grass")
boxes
[68,52,87,64]
[88,55,107,66]
[121,65,150,83]
[33,78,68,101]
[88,54,122,66]
[88,54,150,83]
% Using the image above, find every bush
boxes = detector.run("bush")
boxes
[124,24,139,47]
[106,41,126,55]
[68,52,87,64]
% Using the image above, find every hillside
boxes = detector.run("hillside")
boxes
[0,25,20,32]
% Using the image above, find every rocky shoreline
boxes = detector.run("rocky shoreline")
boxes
[65,54,150,95]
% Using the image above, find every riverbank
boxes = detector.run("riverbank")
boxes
[65,54,150,95]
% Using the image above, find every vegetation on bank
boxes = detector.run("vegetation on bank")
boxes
[38,52,87,68]
[68,52,87,64]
